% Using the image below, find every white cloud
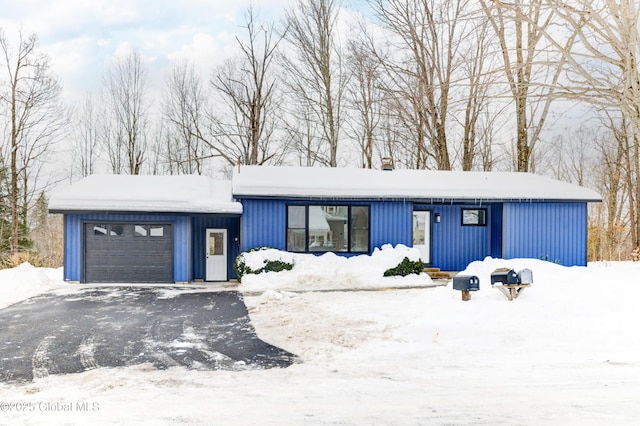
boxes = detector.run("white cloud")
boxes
[45,36,106,99]
[167,31,241,77]
[111,42,136,61]
[1,0,349,103]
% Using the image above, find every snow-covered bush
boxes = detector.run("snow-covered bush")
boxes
[237,244,432,291]
[383,256,424,277]
[234,247,294,282]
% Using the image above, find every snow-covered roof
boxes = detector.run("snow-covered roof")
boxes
[48,167,602,215]
[232,166,602,202]
[49,174,243,214]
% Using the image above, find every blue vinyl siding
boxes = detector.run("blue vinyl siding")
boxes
[370,201,412,249]
[490,203,503,259]
[63,215,81,282]
[173,216,191,282]
[191,215,241,280]
[240,198,412,254]
[241,199,287,251]
[62,200,589,282]
[502,203,587,266]
[63,213,191,282]
[428,204,492,271]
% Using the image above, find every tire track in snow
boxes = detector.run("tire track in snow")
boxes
[77,335,98,370]
[32,336,56,379]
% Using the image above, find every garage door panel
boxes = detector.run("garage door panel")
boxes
[84,223,173,283]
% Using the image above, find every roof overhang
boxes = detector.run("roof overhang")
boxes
[232,195,602,204]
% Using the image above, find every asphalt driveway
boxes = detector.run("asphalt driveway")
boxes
[0,286,296,382]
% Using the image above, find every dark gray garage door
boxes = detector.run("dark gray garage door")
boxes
[84,223,174,283]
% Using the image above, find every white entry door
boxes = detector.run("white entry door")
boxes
[206,229,227,281]
[412,211,431,265]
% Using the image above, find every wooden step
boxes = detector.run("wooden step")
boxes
[423,268,456,279]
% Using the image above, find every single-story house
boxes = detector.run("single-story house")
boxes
[49,166,602,284]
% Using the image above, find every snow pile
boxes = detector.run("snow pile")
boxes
[238,244,433,291]
[1,258,640,424]
[459,256,577,288]
[0,263,66,309]
[240,248,296,271]
[454,256,627,306]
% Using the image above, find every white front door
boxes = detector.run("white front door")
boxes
[412,211,431,264]
[205,228,227,281]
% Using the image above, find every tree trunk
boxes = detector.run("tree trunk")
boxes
[10,92,18,254]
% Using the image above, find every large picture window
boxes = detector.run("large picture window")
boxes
[286,205,370,253]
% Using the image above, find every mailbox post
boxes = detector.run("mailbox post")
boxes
[452,275,480,301]
[491,268,533,300]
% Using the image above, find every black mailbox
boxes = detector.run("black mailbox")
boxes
[490,268,519,285]
[453,275,480,291]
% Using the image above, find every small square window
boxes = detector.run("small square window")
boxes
[134,225,148,237]
[462,208,487,226]
[110,225,124,236]
[93,225,108,236]
[149,225,164,237]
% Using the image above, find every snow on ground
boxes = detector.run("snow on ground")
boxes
[1,256,640,425]
[0,263,66,309]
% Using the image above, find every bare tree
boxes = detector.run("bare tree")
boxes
[479,0,575,173]
[371,0,473,170]
[103,50,149,175]
[161,60,206,174]
[456,12,496,171]
[345,29,385,169]
[546,0,640,252]
[286,103,324,166]
[71,93,102,179]
[544,125,597,187]
[620,114,640,251]
[204,6,285,167]
[379,103,405,167]
[595,118,627,260]
[282,0,347,167]
[0,28,65,255]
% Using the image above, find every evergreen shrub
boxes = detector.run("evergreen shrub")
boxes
[383,256,423,277]
[234,247,294,282]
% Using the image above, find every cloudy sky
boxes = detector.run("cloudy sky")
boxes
[0,0,300,100]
